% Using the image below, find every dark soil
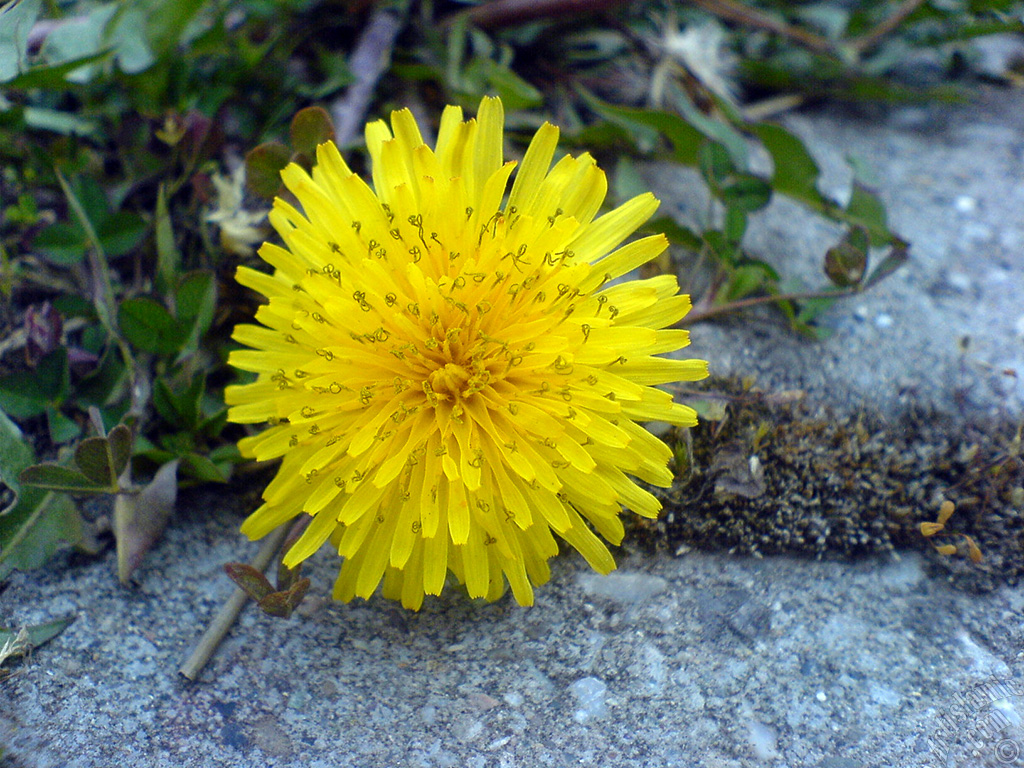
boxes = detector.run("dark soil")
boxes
[631,377,1024,593]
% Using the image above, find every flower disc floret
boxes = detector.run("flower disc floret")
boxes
[226,97,708,609]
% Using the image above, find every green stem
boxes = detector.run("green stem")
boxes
[54,170,117,335]
[681,287,853,326]
[54,169,149,420]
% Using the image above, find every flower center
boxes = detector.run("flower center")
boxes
[428,362,473,400]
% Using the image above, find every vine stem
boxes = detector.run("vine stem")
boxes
[178,522,291,681]
[679,287,853,326]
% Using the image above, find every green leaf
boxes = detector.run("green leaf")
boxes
[96,211,146,258]
[106,5,155,73]
[673,85,748,169]
[144,0,206,58]
[36,174,121,261]
[689,398,728,422]
[245,142,291,199]
[52,294,94,320]
[46,407,80,444]
[824,225,869,287]
[73,435,120,488]
[720,263,771,302]
[151,378,180,429]
[175,271,217,346]
[846,181,891,246]
[751,122,828,210]
[580,90,702,165]
[75,344,128,409]
[118,297,188,355]
[465,57,543,111]
[70,174,110,230]
[23,107,98,137]
[721,174,772,214]
[224,562,274,602]
[0,615,75,651]
[796,296,838,328]
[33,222,86,266]
[0,409,83,579]
[0,348,69,418]
[702,230,739,268]
[154,184,179,295]
[0,378,46,419]
[206,442,240,475]
[0,0,42,83]
[698,140,734,188]
[647,216,703,252]
[114,459,178,584]
[257,579,310,619]
[35,3,113,79]
[1,410,39,497]
[178,451,229,483]
[4,49,112,89]
[19,464,110,494]
[107,424,132,478]
[276,557,302,592]
[724,206,748,246]
[153,373,204,432]
[299,51,354,99]
[864,241,910,289]
[290,106,335,160]
[612,156,648,207]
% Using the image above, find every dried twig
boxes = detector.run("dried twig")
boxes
[688,0,834,55]
[690,0,928,62]
[178,522,292,681]
[848,0,927,55]
[742,93,805,122]
[331,4,409,148]
[445,0,630,30]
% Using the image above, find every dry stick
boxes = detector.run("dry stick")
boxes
[331,6,407,148]
[688,0,834,55]
[691,0,926,61]
[848,0,927,55]
[448,0,629,30]
[179,522,291,681]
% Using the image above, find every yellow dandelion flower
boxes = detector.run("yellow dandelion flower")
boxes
[225,97,708,609]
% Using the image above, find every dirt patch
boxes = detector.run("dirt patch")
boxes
[631,378,1024,592]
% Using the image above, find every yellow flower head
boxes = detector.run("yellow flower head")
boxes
[225,97,708,609]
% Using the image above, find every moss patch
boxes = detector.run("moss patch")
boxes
[633,378,1023,592]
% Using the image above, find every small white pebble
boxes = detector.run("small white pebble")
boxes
[569,677,608,723]
[1014,315,1024,338]
[954,195,977,213]
[746,720,780,760]
[874,313,894,329]
[946,271,971,292]
[816,691,828,703]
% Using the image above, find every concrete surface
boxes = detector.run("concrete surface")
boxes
[4,84,1024,768]
[2,507,1023,768]
[655,87,1024,419]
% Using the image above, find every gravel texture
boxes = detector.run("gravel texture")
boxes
[3,510,1023,768]
[4,84,1024,768]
